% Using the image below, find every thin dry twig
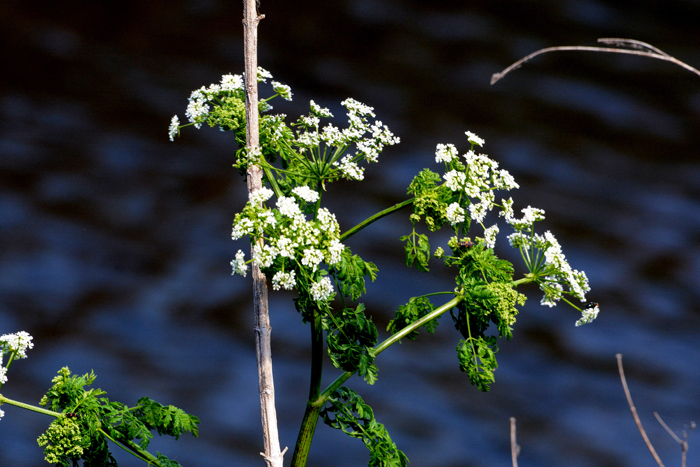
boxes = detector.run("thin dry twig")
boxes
[654,412,692,467]
[491,38,700,85]
[616,354,665,467]
[510,417,520,467]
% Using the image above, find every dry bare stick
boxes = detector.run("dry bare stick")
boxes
[616,354,665,467]
[654,412,689,467]
[491,38,700,85]
[510,417,520,467]
[242,1,286,466]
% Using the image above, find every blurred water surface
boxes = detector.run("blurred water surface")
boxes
[1,1,700,466]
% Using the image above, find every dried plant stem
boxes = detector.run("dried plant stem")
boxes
[654,412,688,467]
[510,417,520,467]
[242,1,286,466]
[491,38,700,85]
[616,354,665,467]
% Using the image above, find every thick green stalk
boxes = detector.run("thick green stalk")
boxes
[340,198,414,242]
[291,308,325,466]
[291,296,463,466]
[0,394,61,417]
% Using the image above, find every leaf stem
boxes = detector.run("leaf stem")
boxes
[0,394,61,417]
[340,198,414,242]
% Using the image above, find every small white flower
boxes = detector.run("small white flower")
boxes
[1,331,34,359]
[320,124,345,146]
[253,244,278,269]
[444,170,466,191]
[499,198,515,221]
[341,98,375,117]
[299,115,320,127]
[296,131,320,147]
[507,232,530,248]
[483,225,499,249]
[275,236,296,258]
[220,74,244,91]
[465,131,485,147]
[0,407,4,420]
[230,250,248,277]
[301,247,325,272]
[507,205,545,230]
[334,156,365,181]
[0,365,7,385]
[185,98,210,128]
[445,203,465,225]
[272,270,297,290]
[249,187,275,205]
[469,202,487,223]
[575,303,600,326]
[257,67,273,83]
[272,81,293,101]
[310,100,333,118]
[277,196,302,218]
[436,143,458,163]
[326,239,344,265]
[259,210,277,228]
[168,116,180,141]
[310,277,335,302]
[292,186,320,204]
[231,217,255,240]
[317,208,340,235]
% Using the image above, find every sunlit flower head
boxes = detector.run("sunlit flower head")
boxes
[465,131,485,147]
[446,203,466,225]
[310,277,335,302]
[230,250,248,277]
[292,186,320,204]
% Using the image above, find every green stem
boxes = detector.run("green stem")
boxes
[0,394,61,417]
[291,295,464,466]
[291,306,325,466]
[103,429,164,467]
[373,296,461,356]
[513,275,536,287]
[340,198,414,242]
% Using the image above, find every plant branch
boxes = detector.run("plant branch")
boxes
[616,354,665,467]
[243,1,284,466]
[0,394,61,417]
[291,296,462,465]
[510,417,520,467]
[340,198,414,242]
[491,38,700,85]
[654,412,688,467]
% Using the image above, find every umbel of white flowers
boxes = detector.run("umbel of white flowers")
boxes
[0,331,34,419]
[169,69,597,326]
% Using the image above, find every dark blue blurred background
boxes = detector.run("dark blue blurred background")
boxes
[2,1,700,466]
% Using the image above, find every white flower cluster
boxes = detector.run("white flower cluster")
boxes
[169,67,290,141]
[435,143,458,163]
[446,202,466,225]
[465,131,485,147]
[576,303,600,326]
[281,97,400,181]
[1,331,34,386]
[230,194,345,302]
[292,186,320,204]
[507,221,590,309]
[310,277,335,302]
[230,250,248,277]
[272,81,293,101]
[437,132,519,235]
[483,225,499,249]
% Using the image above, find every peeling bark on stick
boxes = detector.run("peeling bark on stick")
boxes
[242,1,285,465]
